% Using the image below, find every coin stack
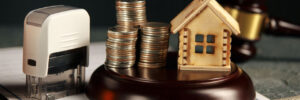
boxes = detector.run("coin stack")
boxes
[116,0,147,27]
[139,22,170,68]
[105,26,138,68]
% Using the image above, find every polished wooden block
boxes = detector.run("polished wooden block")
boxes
[86,53,255,100]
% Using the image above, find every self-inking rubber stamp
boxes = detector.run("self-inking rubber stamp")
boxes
[23,5,90,100]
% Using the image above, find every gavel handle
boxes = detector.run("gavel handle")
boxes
[265,17,300,36]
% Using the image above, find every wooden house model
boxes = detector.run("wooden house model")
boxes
[170,0,240,71]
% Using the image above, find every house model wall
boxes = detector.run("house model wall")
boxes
[170,0,240,71]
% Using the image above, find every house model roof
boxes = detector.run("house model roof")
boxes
[170,0,240,35]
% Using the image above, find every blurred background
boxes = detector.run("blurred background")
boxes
[0,0,300,48]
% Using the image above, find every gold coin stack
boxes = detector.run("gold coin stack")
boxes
[139,22,170,68]
[116,0,147,27]
[105,26,138,68]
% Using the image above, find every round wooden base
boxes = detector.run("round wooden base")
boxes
[86,63,255,100]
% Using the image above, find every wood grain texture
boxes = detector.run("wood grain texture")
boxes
[170,0,211,34]
[170,0,240,35]
[171,0,239,71]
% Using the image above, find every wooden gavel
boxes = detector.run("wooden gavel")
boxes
[221,0,300,62]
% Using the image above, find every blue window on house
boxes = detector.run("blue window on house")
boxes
[195,34,204,42]
[195,34,216,54]
[206,46,215,54]
[195,45,204,53]
[207,35,215,43]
